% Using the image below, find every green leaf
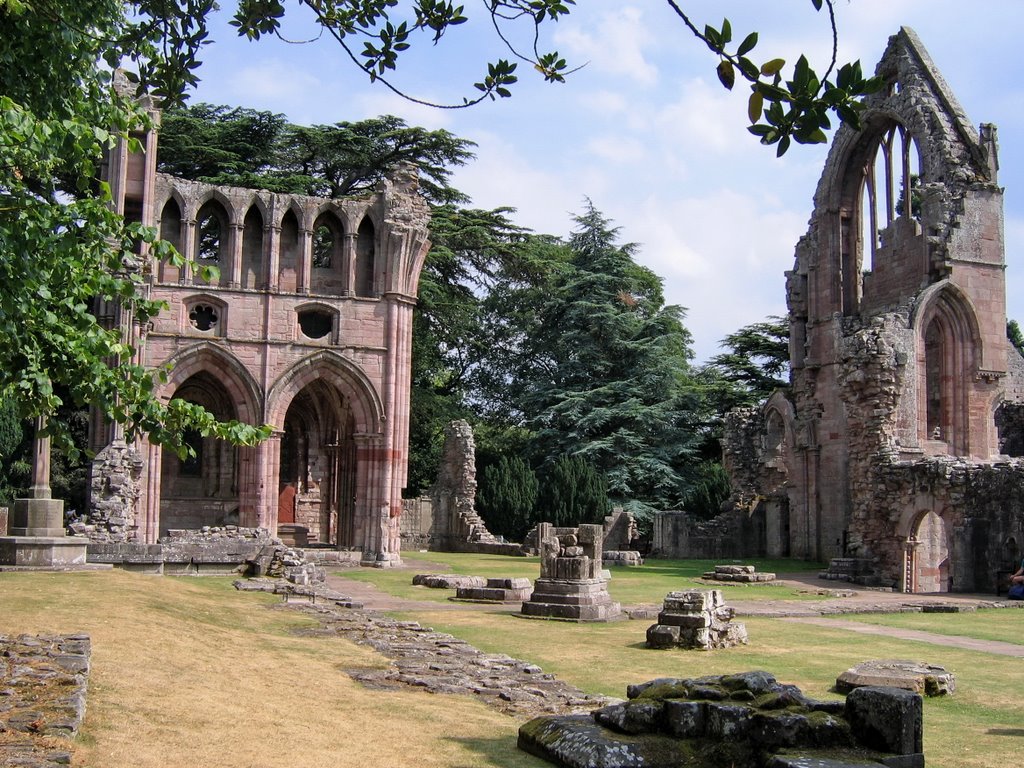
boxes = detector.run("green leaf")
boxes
[747,90,764,123]
[737,31,758,57]
[716,60,735,90]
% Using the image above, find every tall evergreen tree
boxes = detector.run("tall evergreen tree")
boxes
[476,454,538,540]
[519,202,702,522]
[535,455,609,527]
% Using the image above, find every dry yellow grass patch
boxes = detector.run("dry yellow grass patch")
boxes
[1,571,545,768]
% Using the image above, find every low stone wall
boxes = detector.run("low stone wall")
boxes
[702,564,776,583]
[0,633,91,768]
[519,671,923,768]
[603,550,643,567]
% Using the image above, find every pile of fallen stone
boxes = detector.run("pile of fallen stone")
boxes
[284,601,608,718]
[519,671,924,768]
[702,564,776,583]
[0,634,91,768]
[647,589,748,650]
[263,546,324,584]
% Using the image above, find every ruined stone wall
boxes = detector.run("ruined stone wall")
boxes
[712,28,1024,590]
[95,123,430,566]
[399,420,500,551]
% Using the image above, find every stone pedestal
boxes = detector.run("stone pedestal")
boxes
[646,589,747,650]
[9,497,65,537]
[0,496,88,569]
[0,536,88,567]
[522,577,621,621]
[521,523,621,621]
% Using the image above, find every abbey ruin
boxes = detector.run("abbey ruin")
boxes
[658,28,1024,593]
[84,87,430,566]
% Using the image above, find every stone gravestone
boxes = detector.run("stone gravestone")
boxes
[521,523,621,621]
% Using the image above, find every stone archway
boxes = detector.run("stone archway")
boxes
[909,510,950,593]
[160,371,241,533]
[278,379,357,546]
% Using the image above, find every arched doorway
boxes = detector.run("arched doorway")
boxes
[160,371,240,532]
[910,510,950,593]
[279,379,357,546]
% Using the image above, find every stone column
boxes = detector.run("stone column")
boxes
[343,233,357,295]
[2,418,87,567]
[228,222,244,288]
[298,227,313,294]
[180,218,196,284]
[9,418,64,537]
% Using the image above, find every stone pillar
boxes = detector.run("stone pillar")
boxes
[180,218,196,284]
[10,419,63,537]
[343,233,357,295]
[1,418,87,567]
[298,227,313,294]
[228,222,244,288]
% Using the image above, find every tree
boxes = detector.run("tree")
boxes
[704,316,790,412]
[130,0,882,155]
[1008,320,1024,357]
[476,455,538,541]
[159,106,476,205]
[519,203,703,522]
[534,455,609,528]
[0,1,270,457]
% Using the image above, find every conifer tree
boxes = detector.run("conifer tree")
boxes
[535,455,610,527]
[476,455,538,541]
[520,202,702,522]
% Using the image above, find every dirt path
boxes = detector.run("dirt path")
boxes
[783,616,1024,657]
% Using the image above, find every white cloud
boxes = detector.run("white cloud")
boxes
[555,6,658,87]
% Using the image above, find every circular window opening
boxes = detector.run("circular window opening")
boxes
[188,304,218,332]
[298,309,332,339]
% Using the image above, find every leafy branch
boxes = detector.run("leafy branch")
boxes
[665,0,883,155]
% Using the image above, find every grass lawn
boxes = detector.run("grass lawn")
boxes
[826,608,1024,645]
[3,557,1020,768]
[341,550,828,604]
[1,570,544,768]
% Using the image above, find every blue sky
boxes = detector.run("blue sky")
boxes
[187,1,1024,363]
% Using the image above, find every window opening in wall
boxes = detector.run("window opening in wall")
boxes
[197,212,222,262]
[189,304,219,332]
[356,217,375,297]
[313,225,334,268]
[860,123,920,274]
[925,319,943,440]
[298,309,332,339]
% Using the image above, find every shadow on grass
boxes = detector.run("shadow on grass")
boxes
[987,728,1024,737]
[446,734,548,768]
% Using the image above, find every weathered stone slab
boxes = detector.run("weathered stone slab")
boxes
[412,573,487,589]
[836,659,955,696]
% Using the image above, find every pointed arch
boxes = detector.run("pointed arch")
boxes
[913,281,982,453]
[157,342,263,426]
[267,350,384,433]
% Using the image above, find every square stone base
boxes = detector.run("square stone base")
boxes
[0,536,88,568]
